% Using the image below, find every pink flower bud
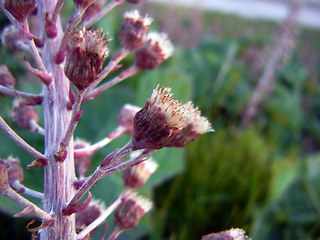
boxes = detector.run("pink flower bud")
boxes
[119,10,152,51]
[65,27,109,90]
[6,156,24,191]
[45,13,57,38]
[12,100,39,130]
[167,102,213,147]
[0,160,9,194]
[74,139,92,177]
[131,87,188,150]
[135,32,173,70]
[122,152,158,189]
[4,0,35,22]
[76,198,105,234]
[117,104,141,134]
[0,66,15,95]
[115,192,152,230]
[1,25,28,52]
[202,228,250,240]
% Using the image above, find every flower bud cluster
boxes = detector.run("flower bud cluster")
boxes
[65,27,109,90]
[131,86,212,150]
[115,192,152,230]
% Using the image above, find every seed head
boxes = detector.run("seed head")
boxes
[4,0,35,22]
[115,192,152,230]
[122,152,158,189]
[135,32,173,69]
[117,104,141,134]
[119,10,152,51]
[167,102,213,147]
[12,100,39,130]
[74,138,92,177]
[65,27,109,90]
[131,87,188,150]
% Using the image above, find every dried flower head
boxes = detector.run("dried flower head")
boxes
[76,198,105,233]
[0,160,9,194]
[6,156,24,192]
[0,66,15,94]
[131,87,188,150]
[117,104,141,134]
[74,138,92,177]
[122,152,158,189]
[12,100,39,130]
[115,192,152,230]
[4,0,35,22]
[167,102,213,147]
[119,10,152,51]
[1,25,28,52]
[135,32,173,69]
[65,27,109,90]
[202,228,250,240]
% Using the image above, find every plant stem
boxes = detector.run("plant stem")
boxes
[29,119,46,135]
[0,116,46,160]
[11,181,44,199]
[67,142,133,207]
[37,0,77,239]
[0,86,42,103]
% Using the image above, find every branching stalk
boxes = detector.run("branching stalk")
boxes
[0,116,46,160]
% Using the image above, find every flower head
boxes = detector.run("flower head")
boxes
[65,27,109,90]
[83,0,105,21]
[122,152,158,189]
[119,10,152,51]
[74,138,92,177]
[167,102,213,147]
[1,25,28,52]
[76,198,106,234]
[6,156,24,190]
[131,87,188,150]
[115,192,152,230]
[0,160,9,194]
[202,228,250,240]
[4,0,35,22]
[12,100,39,130]
[135,32,173,69]
[117,104,141,134]
[0,66,15,94]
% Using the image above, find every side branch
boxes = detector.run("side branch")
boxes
[4,187,51,220]
[0,86,43,105]
[0,116,46,160]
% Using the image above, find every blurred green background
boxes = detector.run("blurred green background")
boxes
[0,1,320,240]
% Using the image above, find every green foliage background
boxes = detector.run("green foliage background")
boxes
[0,2,320,240]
